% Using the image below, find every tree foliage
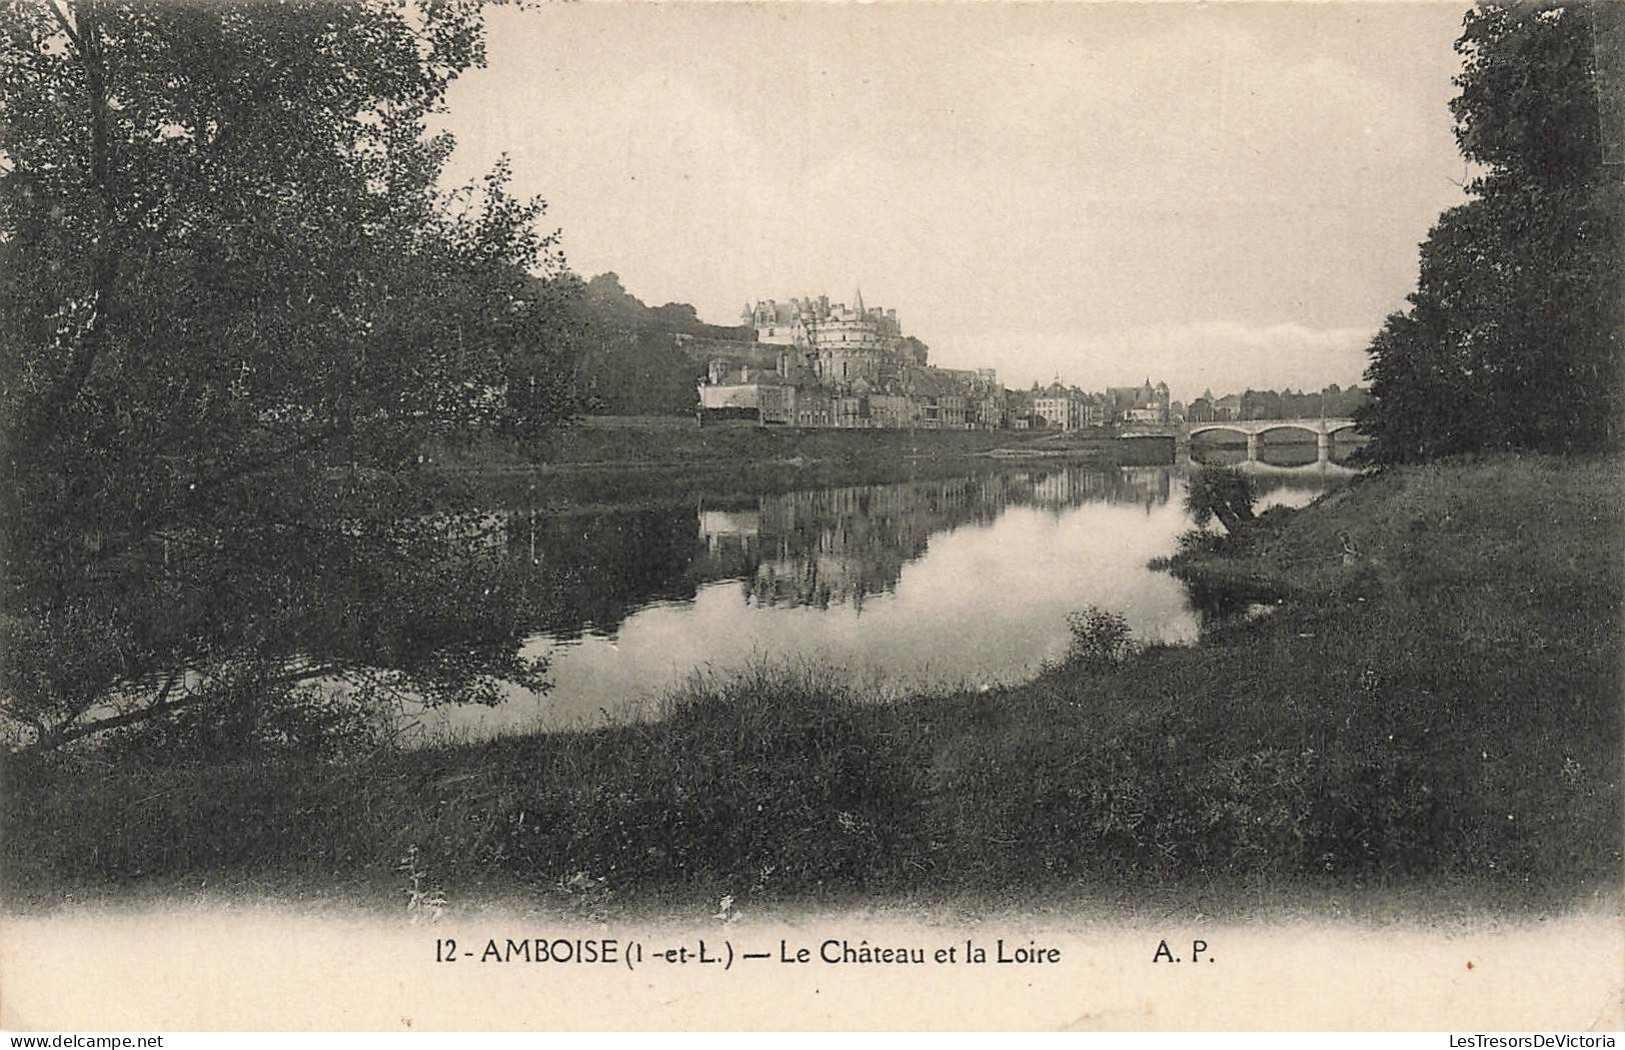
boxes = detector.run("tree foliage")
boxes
[1185,465,1257,536]
[1358,0,1623,462]
[570,272,749,416]
[897,335,929,368]
[0,0,578,752]
[1187,386,1368,423]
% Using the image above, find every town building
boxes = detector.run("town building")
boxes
[702,289,1004,430]
[705,290,1174,433]
[1107,378,1172,425]
[1033,382,1084,431]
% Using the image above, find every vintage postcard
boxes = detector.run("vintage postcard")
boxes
[1,0,1621,1034]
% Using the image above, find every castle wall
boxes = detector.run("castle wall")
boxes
[699,383,761,411]
[815,347,886,386]
[754,324,804,346]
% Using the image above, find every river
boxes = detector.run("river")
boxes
[423,452,1350,741]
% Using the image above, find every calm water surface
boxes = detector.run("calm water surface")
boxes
[429,459,1345,739]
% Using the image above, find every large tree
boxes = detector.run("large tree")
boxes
[0,0,578,753]
[1358,0,1623,462]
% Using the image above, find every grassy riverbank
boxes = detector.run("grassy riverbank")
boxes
[431,415,1161,509]
[443,413,1143,471]
[551,415,1115,464]
[3,454,1619,917]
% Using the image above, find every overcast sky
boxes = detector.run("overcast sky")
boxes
[438,2,1472,401]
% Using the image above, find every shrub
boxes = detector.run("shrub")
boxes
[1062,607,1136,670]
[1185,464,1257,534]
[1173,528,1232,558]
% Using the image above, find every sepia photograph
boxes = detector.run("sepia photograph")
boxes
[1,0,1621,1034]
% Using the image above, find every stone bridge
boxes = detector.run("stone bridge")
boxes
[1185,418,1358,463]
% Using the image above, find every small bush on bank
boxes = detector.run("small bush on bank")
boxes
[1060,607,1137,670]
[1172,528,1230,559]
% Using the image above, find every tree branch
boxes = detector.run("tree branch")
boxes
[43,0,80,47]
[32,689,212,752]
[26,659,349,753]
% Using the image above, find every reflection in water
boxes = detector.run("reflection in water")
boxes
[1191,434,1369,469]
[701,468,1172,613]
[434,465,1331,738]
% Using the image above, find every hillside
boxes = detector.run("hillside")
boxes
[571,273,755,416]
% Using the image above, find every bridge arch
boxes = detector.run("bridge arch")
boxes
[1252,421,1323,440]
[1184,417,1359,465]
[1187,423,1251,439]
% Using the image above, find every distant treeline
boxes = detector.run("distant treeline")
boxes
[570,272,751,415]
[1186,386,1369,422]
